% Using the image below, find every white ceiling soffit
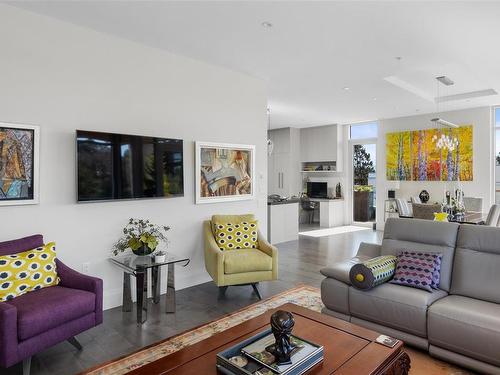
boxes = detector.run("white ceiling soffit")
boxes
[6,1,500,128]
[384,76,435,103]
[436,89,498,103]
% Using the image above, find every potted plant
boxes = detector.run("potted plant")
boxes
[113,218,170,256]
[154,250,167,263]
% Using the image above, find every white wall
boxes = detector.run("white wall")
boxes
[376,106,493,230]
[0,5,267,309]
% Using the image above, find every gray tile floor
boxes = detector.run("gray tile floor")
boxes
[2,228,382,375]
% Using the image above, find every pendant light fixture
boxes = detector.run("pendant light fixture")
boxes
[432,76,459,151]
[267,107,274,155]
[432,76,459,128]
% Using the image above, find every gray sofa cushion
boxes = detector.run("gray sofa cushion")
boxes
[381,218,459,291]
[428,295,500,367]
[349,283,447,337]
[451,225,500,304]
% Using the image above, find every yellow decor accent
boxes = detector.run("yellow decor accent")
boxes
[355,274,365,282]
[213,220,259,250]
[434,212,449,222]
[204,214,278,287]
[0,242,59,302]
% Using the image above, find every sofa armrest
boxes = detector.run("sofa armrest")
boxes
[258,232,278,280]
[357,242,382,258]
[204,221,224,286]
[0,302,18,367]
[56,259,103,325]
[320,255,373,285]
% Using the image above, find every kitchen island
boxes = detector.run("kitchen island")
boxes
[267,199,299,244]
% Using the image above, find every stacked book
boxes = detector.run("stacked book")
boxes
[216,328,324,375]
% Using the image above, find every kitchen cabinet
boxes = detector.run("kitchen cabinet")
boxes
[268,201,299,244]
[268,128,300,197]
[300,125,343,171]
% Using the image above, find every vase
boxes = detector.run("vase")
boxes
[132,244,155,256]
[154,254,166,263]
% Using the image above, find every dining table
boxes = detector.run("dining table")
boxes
[448,211,487,225]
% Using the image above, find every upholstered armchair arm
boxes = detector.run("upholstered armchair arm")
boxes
[258,232,278,280]
[204,221,224,286]
[0,302,18,367]
[356,242,382,258]
[257,233,275,257]
[56,259,103,324]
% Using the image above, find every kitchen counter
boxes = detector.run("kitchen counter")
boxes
[267,198,300,205]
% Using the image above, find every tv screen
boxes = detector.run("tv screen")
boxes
[76,130,183,202]
[307,182,328,198]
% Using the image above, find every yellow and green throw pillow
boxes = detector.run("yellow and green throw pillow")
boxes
[214,220,259,250]
[0,242,60,302]
[349,255,397,290]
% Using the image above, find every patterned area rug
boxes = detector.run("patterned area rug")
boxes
[83,285,471,375]
[83,286,322,375]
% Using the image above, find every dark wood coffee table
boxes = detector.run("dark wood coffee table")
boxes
[128,303,410,375]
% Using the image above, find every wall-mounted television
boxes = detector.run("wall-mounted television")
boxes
[307,181,328,199]
[76,130,183,202]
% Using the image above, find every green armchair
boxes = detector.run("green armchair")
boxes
[204,214,278,299]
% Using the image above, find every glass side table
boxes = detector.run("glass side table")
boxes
[109,254,190,324]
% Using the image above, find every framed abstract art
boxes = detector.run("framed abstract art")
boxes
[0,122,40,206]
[386,125,473,182]
[195,142,255,204]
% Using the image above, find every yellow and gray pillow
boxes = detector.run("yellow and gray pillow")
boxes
[349,255,397,290]
[0,242,60,302]
[213,221,259,250]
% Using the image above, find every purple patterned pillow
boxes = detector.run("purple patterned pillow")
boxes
[390,254,436,292]
[400,251,442,289]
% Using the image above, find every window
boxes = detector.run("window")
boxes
[495,108,500,203]
[350,122,378,140]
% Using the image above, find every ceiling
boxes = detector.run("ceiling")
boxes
[9,1,500,128]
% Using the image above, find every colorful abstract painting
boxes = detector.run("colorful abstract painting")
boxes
[411,129,442,181]
[195,142,255,204]
[0,124,39,205]
[386,125,473,182]
[386,131,411,181]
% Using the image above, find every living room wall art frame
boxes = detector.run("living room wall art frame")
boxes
[195,141,255,204]
[0,122,40,206]
[386,125,473,182]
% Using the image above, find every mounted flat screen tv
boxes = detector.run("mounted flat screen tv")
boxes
[76,130,183,202]
[307,181,328,199]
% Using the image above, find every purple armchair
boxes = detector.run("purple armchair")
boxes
[0,235,103,375]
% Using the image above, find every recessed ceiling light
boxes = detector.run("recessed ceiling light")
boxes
[372,97,377,101]
[261,21,273,28]
[342,87,350,91]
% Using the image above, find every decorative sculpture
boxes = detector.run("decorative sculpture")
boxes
[335,182,342,198]
[419,190,430,204]
[265,310,297,365]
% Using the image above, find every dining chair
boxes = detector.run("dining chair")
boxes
[413,203,442,220]
[301,197,318,224]
[485,204,500,226]
[395,198,413,218]
[463,197,483,212]
[410,196,422,204]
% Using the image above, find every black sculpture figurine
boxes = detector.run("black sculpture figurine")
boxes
[265,310,297,365]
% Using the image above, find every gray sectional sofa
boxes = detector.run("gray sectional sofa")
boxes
[320,218,500,374]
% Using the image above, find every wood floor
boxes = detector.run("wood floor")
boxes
[2,228,393,375]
